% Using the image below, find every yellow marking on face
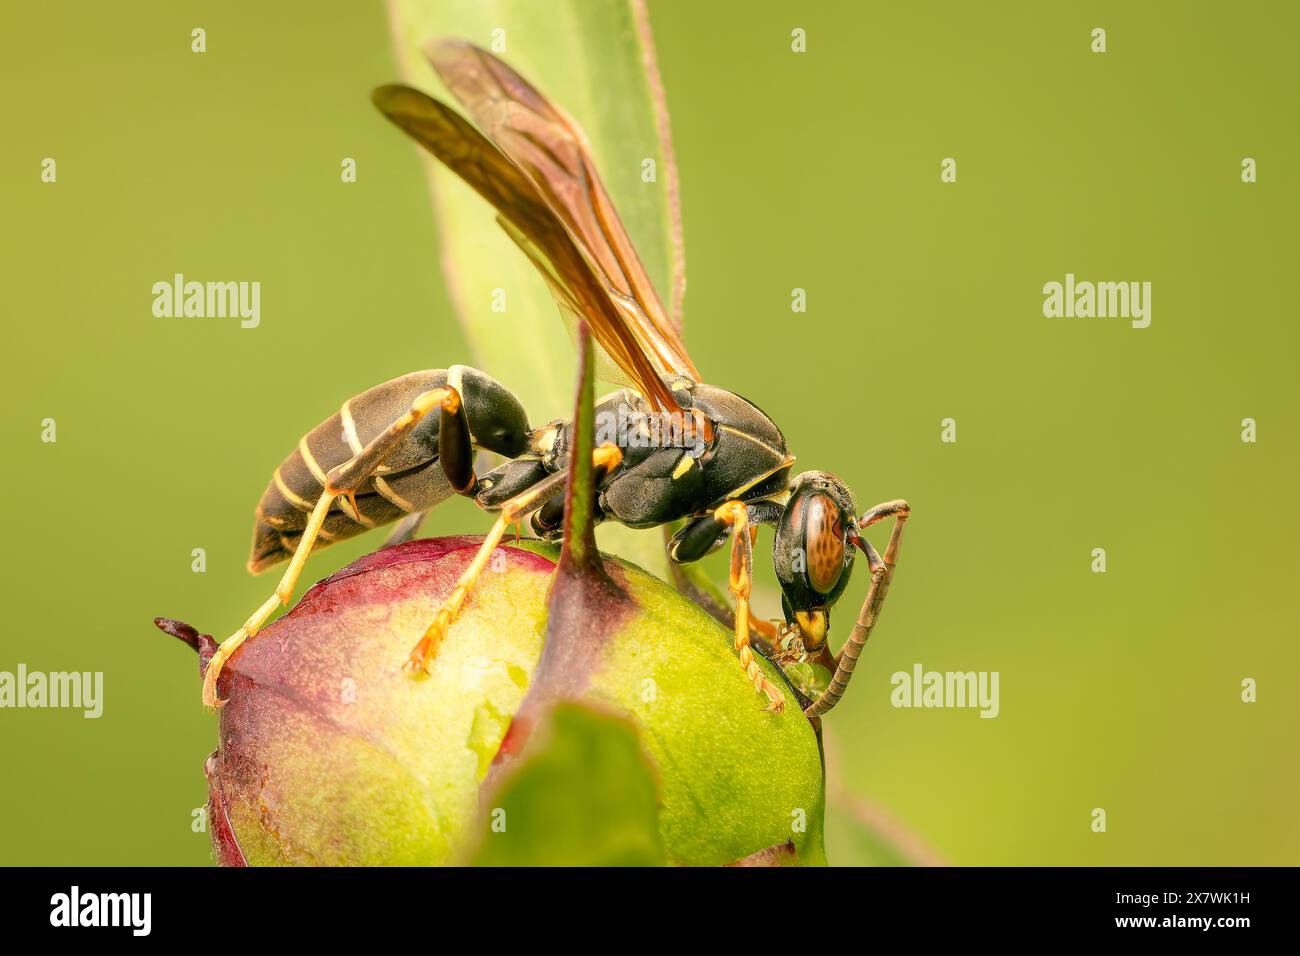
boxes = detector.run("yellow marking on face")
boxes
[795,609,828,649]
[672,456,695,480]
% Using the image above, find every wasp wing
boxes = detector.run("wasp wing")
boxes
[493,216,635,394]
[423,38,700,385]
[373,83,683,413]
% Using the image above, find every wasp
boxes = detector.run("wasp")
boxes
[201,39,910,716]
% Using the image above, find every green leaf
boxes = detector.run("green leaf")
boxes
[384,0,682,577]
[472,702,665,866]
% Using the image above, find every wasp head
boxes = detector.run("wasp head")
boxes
[771,471,858,658]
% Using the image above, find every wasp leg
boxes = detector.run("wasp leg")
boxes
[664,560,783,657]
[805,500,910,719]
[403,443,623,676]
[201,386,466,708]
[665,506,783,657]
[714,501,785,713]
[437,384,477,495]
[858,499,910,533]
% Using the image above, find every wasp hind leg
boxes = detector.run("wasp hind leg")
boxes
[201,385,470,708]
[403,443,623,676]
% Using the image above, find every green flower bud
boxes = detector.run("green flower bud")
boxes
[163,535,826,866]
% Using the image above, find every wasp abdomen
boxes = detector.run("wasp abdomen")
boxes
[249,367,531,573]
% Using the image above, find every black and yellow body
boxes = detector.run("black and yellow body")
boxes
[251,367,798,579]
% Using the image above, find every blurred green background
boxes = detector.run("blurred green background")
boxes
[2,0,1296,865]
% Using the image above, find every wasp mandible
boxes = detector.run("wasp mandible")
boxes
[201,39,910,717]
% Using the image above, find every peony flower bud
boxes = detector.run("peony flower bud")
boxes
[160,535,826,866]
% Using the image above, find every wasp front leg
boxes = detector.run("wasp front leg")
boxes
[202,385,470,708]
[713,501,786,713]
[662,536,785,659]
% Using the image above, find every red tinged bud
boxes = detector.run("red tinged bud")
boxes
[161,536,825,865]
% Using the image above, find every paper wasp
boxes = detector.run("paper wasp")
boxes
[201,39,910,718]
